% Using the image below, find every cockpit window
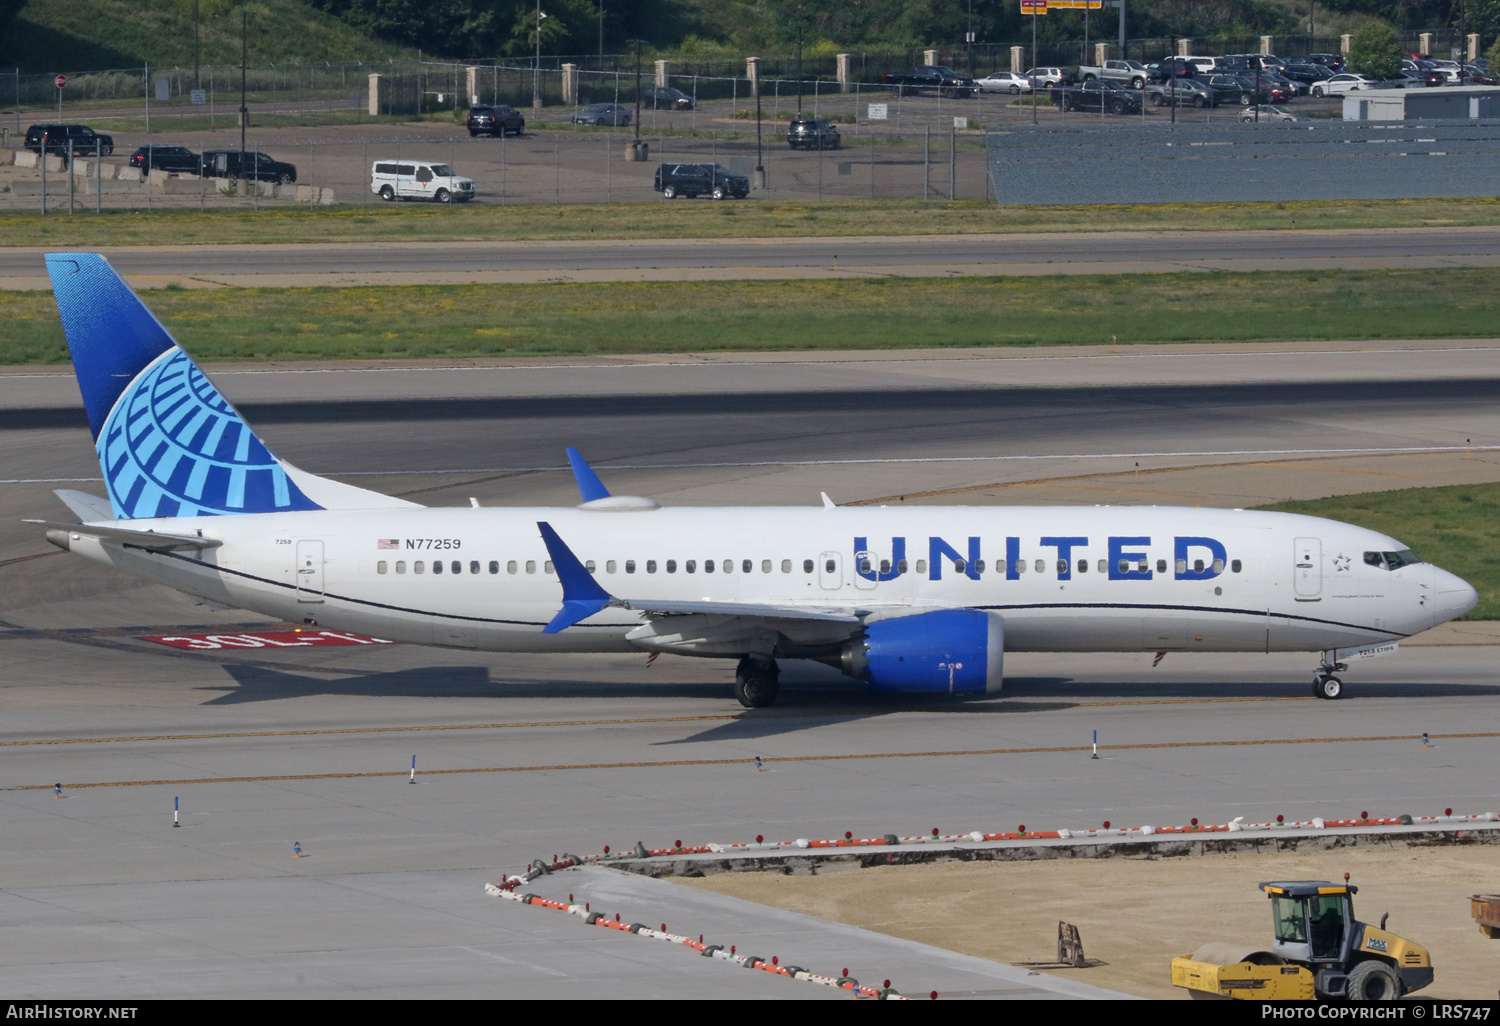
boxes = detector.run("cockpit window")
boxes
[1364,549,1423,570]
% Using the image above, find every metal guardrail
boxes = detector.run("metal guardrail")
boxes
[987,118,1500,204]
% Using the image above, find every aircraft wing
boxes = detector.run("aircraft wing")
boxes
[622,599,863,623]
[26,520,223,552]
[535,520,881,636]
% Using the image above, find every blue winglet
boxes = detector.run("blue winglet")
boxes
[537,521,612,632]
[565,448,611,503]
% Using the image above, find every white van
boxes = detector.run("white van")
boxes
[1183,56,1223,73]
[370,160,475,203]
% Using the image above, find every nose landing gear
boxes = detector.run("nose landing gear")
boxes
[1313,660,1349,699]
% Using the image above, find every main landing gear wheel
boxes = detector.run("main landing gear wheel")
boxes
[1313,675,1343,700]
[734,657,780,708]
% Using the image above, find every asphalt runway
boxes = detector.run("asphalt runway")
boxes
[6,227,1500,288]
[2,340,1498,997]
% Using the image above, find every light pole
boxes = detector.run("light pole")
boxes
[194,0,200,88]
[796,20,804,113]
[598,0,604,70]
[628,38,643,156]
[239,9,248,159]
[533,0,547,110]
[967,0,974,78]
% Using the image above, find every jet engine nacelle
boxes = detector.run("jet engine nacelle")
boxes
[841,609,1003,694]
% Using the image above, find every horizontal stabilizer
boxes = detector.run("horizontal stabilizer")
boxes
[54,489,114,522]
[26,519,223,552]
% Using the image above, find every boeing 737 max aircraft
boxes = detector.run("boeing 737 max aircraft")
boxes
[31,254,1478,706]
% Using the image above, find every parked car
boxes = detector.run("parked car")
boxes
[572,103,632,126]
[1280,62,1335,87]
[25,124,112,161]
[1311,73,1380,97]
[787,117,841,150]
[1078,59,1150,88]
[882,65,977,97]
[1239,104,1299,122]
[1025,66,1069,88]
[1203,74,1255,105]
[467,104,525,137]
[641,86,694,110]
[1182,55,1223,74]
[1052,79,1144,114]
[371,160,474,203]
[1145,77,1215,107]
[977,71,1033,94]
[128,145,200,175]
[1147,57,1201,82]
[1305,53,1344,69]
[200,150,297,185]
[653,163,749,200]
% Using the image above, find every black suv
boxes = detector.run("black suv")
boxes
[787,117,841,150]
[201,150,297,185]
[129,145,201,175]
[467,105,526,137]
[653,163,749,200]
[642,86,694,110]
[25,124,113,160]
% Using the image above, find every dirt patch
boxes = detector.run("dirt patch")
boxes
[678,845,1500,999]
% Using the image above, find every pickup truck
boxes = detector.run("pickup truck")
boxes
[882,66,977,98]
[1077,60,1149,89]
[1051,79,1144,115]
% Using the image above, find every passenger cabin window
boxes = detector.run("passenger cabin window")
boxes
[1077,559,1088,574]
[954,559,967,574]
[666,560,677,573]
[898,559,908,573]
[722,560,732,574]
[745,560,755,573]
[1157,559,1168,573]
[433,561,443,574]
[606,560,617,574]
[545,561,555,575]
[508,560,518,574]
[1015,560,1025,574]
[686,560,697,573]
[488,561,497,574]
[825,559,836,573]
[1194,559,1205,573]
[1212,558,1225,573]
[1231,559,1242,573]
[1034,559,1045,574]
[703,560,714,574]
[880,559,891,574]
[377,561,388,574]
[859,559,871,574]
[585,560,595,572]
[396,561,406,574]
[780,560,791,573]
[526,560,536,574]
[803,559,814,573]
[626,560,636,574]
[1098,559,1107,574]
[415,561,425,575]
[1176,559,1188,574]
[646,560,657,573]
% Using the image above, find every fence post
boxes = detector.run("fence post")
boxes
[836,53,850,92]
[1340,34,1352,55]
[1260,35,1273,55]
[1011,46,1024,73]
[1419,32,1432,55]
[1469,34,1481,60]
[654,59,668,88]
[924,49,939,66]
[746,56,760,97]
[368,73,381,116]
[1176,38,1191,56]
[466,65,479,105]
[562,63,578,105]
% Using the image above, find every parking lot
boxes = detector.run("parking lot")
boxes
[0,86,1348,211]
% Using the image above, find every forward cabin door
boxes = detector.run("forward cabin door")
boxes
[1294,537,1322,599]
[296,540,325,603]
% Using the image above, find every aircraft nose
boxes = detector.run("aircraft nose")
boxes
[1432,566,1478,626]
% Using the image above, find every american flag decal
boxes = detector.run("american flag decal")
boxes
[377,538,399,550]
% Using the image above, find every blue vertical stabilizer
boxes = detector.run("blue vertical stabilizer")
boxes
[45,253,323,520]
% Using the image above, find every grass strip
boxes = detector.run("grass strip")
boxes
[4,267,1500,365]
[1258,482,1500,620]
[3,196,1500,248]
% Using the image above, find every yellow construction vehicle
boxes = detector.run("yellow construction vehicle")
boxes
[1171,881,1433,1000]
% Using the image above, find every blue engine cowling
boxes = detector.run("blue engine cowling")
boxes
[841,609,1004,694]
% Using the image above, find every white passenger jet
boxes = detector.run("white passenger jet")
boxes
[32,254,1478,706]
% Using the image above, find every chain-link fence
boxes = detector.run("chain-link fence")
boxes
[988,118,1500,205]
